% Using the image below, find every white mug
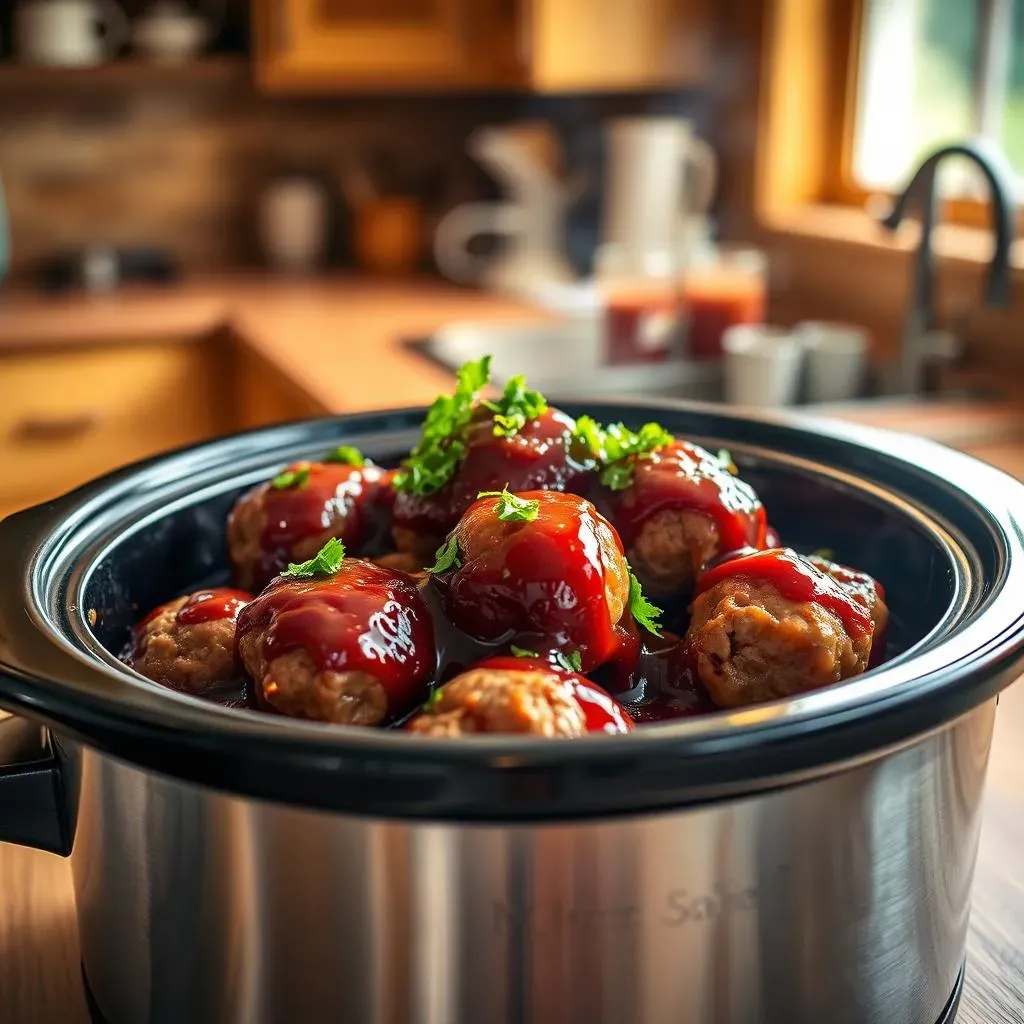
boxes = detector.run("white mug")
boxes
[723,324,804,408]
[600,117,717,277]
[15,0,128,67]
[258,176,329,275]
[795,321,870,404]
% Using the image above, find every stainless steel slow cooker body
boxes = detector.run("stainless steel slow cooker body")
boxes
[1,401,1023,1024]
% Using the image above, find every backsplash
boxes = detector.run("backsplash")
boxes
[0,71,708,285]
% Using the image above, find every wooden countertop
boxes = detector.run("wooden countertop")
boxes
[2,275,1024,1022]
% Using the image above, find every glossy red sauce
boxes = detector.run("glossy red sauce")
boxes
[175,587,252,626]
[393,407,592,542]
[696,547,873,640]
[764,524,782,549]
[437,490,634,672]
[474,656,633,734]
[235,561,435,717]
[241,461,389,585]
[605,440,766,555]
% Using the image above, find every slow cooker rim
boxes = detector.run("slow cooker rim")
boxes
[1,399,1023,819]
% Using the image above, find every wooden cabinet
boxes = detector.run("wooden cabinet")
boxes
[0,341,230,521]
[253,0,711,93]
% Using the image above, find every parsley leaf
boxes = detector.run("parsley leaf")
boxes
[426,534,461,574]
[393,356,492,496]
[477,487,540,523]
[573,414,606,458]
[482,374,548,438]
[554,650,583,673]
[628,571,663,636]
[271,464,311,490]
[424,687,444,711]
[574,417,673,491]
[280,537,345,579]
[324,444,366,467]
[511,644,540,658]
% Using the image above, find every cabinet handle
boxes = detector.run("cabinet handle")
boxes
[13,413,100,442]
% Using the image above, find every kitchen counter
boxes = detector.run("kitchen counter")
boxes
[2,275,1024,1022]
[1,274,1023,447]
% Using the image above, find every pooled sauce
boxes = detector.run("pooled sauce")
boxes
[254,461,388,580]
[235,561,435,717]
[437,490,636,672]
[393,408,592,541]
[608,441,766,553]
[697,547,873,640]
[176,588,252,626]
[472,655,633,734]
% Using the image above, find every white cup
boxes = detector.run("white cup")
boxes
[722,324,804,408]
[796,321,869,403]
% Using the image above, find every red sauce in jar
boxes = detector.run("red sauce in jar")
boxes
[393,408,592,542]
[235,561,435,718]
[246,461,389,583]
[475,656,633,734]
[175,588,252,626]
[696,547,873,640]
[606,441,766,555]
[438,490,634,672]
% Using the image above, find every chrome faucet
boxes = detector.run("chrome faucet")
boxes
[878,140,1017,395]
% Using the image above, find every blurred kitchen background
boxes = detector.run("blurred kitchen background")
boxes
[0,0,1022,519]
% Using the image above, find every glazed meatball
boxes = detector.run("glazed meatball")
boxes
[598,440,766,600]
[235,555,435,726]
[686,548,875,708]
[432,490,634,671]
[809,555,889,636]
[391,359,596,556]
[406,657,633,736]
[130,587,251,694]
[228,459,390,591]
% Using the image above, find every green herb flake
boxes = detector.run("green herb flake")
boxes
[477,486,540,523]
[424,687,445,711]
[572,415,606,458]
[482,374,548,438]
[393,356,492,496]
[510,644,540,659]
[426,534,461,574]
[280,537,345,579]
[271,464,311,491]
[324,444,366,467]
[628,571,663,636]
[554,650,583,673]
[810,548,835,562]
[575,418,673,491]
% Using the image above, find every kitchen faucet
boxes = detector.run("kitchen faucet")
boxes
[878,140,1017,395]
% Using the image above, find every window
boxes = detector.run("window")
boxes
[844,0,1024,203]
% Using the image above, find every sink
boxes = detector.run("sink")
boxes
[407,316,723,401]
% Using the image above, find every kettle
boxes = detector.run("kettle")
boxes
[15,0,128,67]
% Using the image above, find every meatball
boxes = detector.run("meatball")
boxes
[406,657,633,736]
[433,490,633,671]
[130,587,251,694]
[809,555,889,636]
[686,548,875,708]
[228,459,390,591]
[393,405,592,558]
[235,556,435,726]
[598,440,765,601]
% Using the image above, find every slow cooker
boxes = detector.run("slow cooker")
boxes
[1,400,1023,1024]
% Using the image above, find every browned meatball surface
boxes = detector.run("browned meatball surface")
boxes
[687,578,872,709]
[630,508,721,599]
[810,556,889,636]
[406,666,587,737]
[130,588,250,694]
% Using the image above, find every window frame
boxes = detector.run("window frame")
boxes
[823,0,1022,230]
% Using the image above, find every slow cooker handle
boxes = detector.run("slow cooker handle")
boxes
[0,715,70,855]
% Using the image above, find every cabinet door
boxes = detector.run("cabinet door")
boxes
[254,0,522,91]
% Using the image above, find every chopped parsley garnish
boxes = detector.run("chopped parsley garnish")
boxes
[426,534,461,574]
[573,417,674,491]
[511,644,540,658]
[280,537,345,579]
[393,356,492,496]
[271,464,311,490]
[481,374,548,438]
[424,687,444,711]
[554,650,583,673]
[716,448,738,475]
[477,487,540,523]
[324,444,366,467]
[628,571,663,636]
[810,548,835,562]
